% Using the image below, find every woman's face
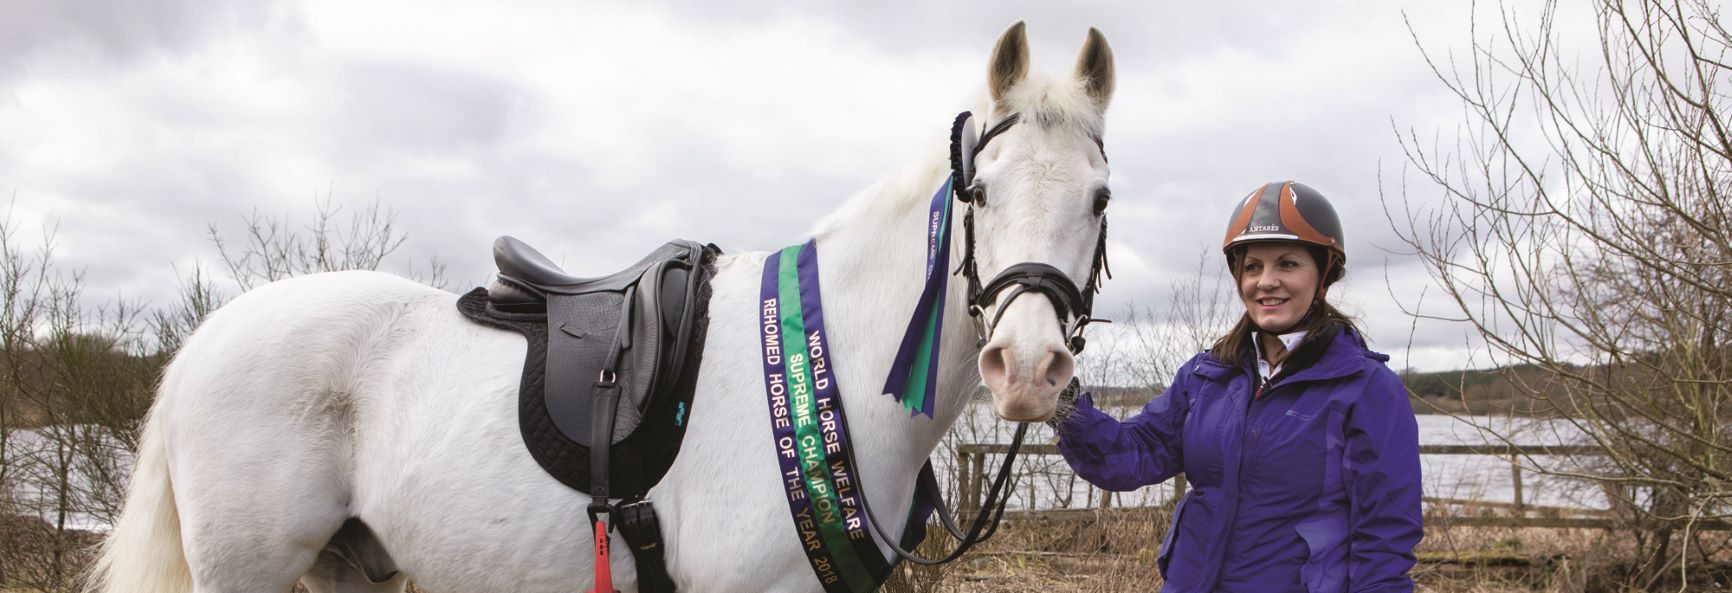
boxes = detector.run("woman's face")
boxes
[1237,243,1321,333]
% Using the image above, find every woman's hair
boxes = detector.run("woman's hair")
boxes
[1209,245,1360,367]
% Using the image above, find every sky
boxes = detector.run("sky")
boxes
[0,0,1598,375]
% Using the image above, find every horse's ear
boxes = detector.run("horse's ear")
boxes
[989,21,1030,108]
[1075,27,1114,110]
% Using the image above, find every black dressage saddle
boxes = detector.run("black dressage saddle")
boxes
[457,236,717,593]
[459,235,715,494]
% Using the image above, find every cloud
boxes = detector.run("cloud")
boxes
[0,0,293,81]
[0,0,1535,373]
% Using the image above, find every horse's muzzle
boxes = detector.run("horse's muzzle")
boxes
[977,296,1076,422]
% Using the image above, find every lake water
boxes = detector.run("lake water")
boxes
[936,405,1608,513]
[2,426,131,532]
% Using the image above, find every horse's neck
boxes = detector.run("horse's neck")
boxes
[808,156,980,469]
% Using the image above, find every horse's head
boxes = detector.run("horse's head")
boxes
[963,23,1114,422]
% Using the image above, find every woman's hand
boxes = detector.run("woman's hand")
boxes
[1045,378,1082,430]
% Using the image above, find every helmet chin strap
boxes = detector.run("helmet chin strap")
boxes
[1310,256,1337,321]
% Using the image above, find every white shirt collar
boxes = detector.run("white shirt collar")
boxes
[1253,330,1310,382]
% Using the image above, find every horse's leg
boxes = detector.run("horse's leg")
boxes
[164,362,353,592]
[153,274,424,592]
[88,340,349,593]
[301,555,409,593]
[300,519,409,593]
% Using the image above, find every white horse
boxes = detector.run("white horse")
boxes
[93,22,1115,593]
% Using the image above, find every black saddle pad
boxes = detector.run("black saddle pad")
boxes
[455,248,716,499]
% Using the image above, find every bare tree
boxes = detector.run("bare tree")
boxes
[0,205,50,586]
[0,211,158,591]
[1391,0,1732,586]
[209,196,447,293]
[1117,248,1237,392]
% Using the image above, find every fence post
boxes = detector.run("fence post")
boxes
[1027,469,1035,513]
[1510,452,1524,514]
[1174,473,1188,501]
[970,451,986,515]
[956,448,972,516]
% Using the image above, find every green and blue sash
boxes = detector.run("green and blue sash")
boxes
[758,242,891,592]
[760,180,953,590]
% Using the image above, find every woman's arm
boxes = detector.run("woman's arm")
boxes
[1345,369,1423,593]
[1053,365,1194,492]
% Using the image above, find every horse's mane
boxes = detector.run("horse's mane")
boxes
[812,72,1104,239]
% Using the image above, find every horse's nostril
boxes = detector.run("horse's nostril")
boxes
[1037,348,1075,388]
[979,344,1014,386]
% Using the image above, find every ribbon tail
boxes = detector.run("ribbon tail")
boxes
[901,308,941,416]
[919,275,948,418]
[882,283,938,403]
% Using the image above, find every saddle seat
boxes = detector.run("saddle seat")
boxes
[490,236,684,304]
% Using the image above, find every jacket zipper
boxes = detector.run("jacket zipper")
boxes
[1212,369,1266,591]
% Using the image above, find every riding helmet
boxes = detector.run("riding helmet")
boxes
[1221,180,1345,281]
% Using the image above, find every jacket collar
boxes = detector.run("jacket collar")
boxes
[1194,324,1384,385]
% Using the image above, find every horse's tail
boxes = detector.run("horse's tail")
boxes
[86,408,193,593]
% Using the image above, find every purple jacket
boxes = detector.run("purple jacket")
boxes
[1056,327,1422,593]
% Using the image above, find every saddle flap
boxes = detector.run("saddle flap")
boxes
[543,271,656,443]
[512,240,705,446]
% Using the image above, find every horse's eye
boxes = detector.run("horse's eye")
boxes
[1093,187,1111,215]
[969,185,987,206]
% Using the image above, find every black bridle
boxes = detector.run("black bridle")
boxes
[953,111,1112,355]
[838,111,1113,567]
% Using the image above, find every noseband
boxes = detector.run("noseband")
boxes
[950,111,1112,354]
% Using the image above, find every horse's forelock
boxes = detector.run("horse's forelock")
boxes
[995,72,1105,141]
[812,72,1104,239]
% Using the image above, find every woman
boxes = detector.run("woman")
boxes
[1053,181,1423,593]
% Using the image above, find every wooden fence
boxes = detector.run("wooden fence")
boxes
[953,443,1732,530]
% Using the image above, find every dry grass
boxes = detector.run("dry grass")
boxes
[882,507,1170,593]
[10,508,1732,592]
[0,515,98,593]
[880,508,1732,593]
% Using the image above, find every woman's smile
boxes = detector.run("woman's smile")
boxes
[1237,243,1321,333]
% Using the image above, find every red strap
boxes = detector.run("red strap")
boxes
[589,520,615,593]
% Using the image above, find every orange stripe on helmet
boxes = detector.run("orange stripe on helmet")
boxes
[1222,182,1268,250]
[1277,182,1335,248]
